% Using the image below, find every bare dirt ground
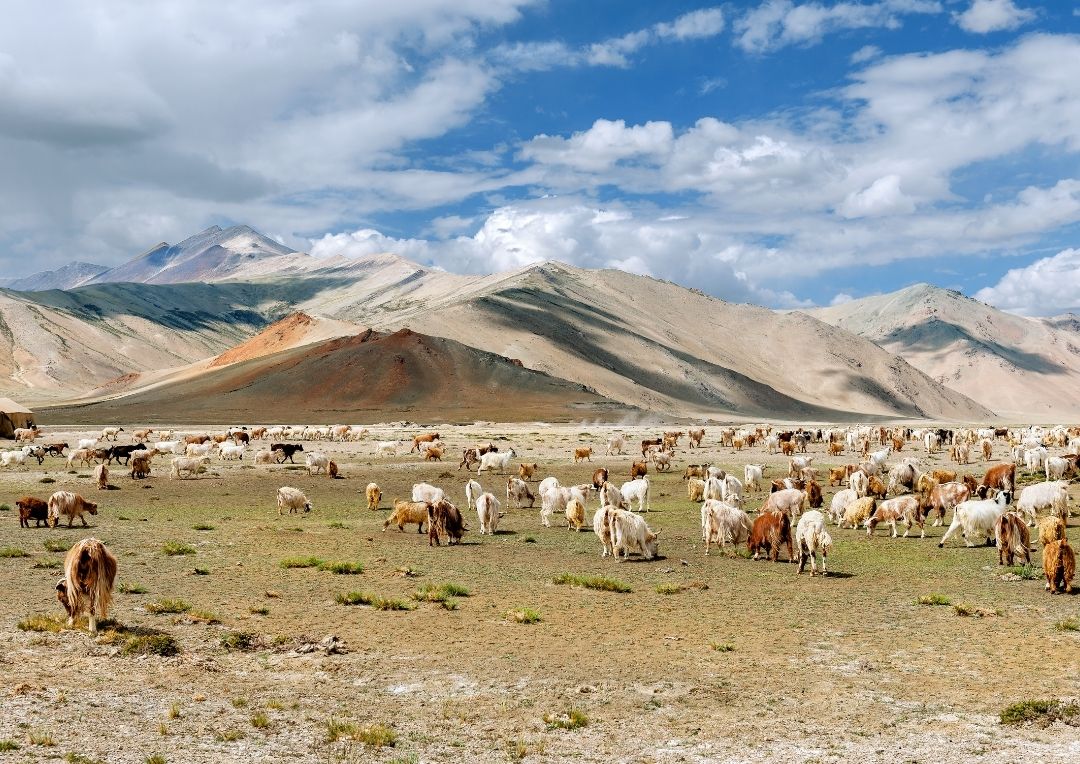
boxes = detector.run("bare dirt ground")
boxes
[0,423,1078,763]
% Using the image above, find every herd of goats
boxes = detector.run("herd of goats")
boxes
[3,422,1077,636]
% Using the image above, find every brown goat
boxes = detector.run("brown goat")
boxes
[630,461,648,479]
[1043,539,1075,594]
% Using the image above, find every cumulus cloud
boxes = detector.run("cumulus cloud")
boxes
[310,198,811,308]
[975,249,1080,316]
[735,0,941,53]
[954,0,1036,34]
[837,175,916,218]
[850,44,882,63]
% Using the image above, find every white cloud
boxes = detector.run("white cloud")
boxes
[837,175,916,218]
[975,249,1080,316]
[492,7,724,71]
[830,292,855,305]
[735,0,941,53]
[310,198,811,308]
[954,0,1036,34]
[850,44,882,63]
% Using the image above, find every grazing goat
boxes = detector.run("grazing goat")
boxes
[630,461,648,479]
[565,498,586,530]
[687,478,705,502]
[94,463,109,490]
[519,463,539,481]
[828,489,857,527]
[611,509,660,561]
[476,493,501,535]
[701,500,751,556]
[412,482,445,504]
[17,496,49,528]
[620,478,651,512]
[427,500,465,546]
[1043,539,1075,594]
[171,456,210,479]
[841,497,877,530]
[55,538,116,634]
[384,500,427,532]
[305,451,330,476]
[865,495,924,538]
[978,463,1016,503]
[366,482,382,511]
[795,511,832,576]
[591,467,609,490]
[749,510,793,562]
[1038,516,1066,547]
[505,478,535,508]
[465,479,483,510]
[995,512,1031,566]
[129,456,151,480]
[277,486,312,515]
[48,491,98,528]
[1016,480,1069,526]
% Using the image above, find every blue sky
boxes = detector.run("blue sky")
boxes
[2,0,1079,314]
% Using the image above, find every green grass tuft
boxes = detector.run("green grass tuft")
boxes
[1055,617,1080,632]
[711,642,736,653]
[120,633,179,657]
[0,740,19,751]
[32,558,62,569]
[250,712,270,730]
[280,556,324,569]
[17,613,65,632]
[553,573,631,593]
[1003,563,1043,580]
[917,594,951,606]
[43,539,69,553]
[0,547,29,558]
[119,582,148,594]
[318,560,364,575]
[161,541,195,556]
[655,583,685,595]
[192,523,215,531]
[543,708,589,730]
[220,631,258,651]
[145,598,190,615]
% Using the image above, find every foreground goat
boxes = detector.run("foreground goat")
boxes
[55,538,117,634]
[611,508,659,561]
[475,492,501,535]
[749,510,793,562]
[365,482,382,511]
[427,500,466,546]
[384,499,427,532]
[939,491,1008,548]
[795,510,832,576]
[1043,539,1075,594]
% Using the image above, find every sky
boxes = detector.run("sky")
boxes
[1,0,1079,315]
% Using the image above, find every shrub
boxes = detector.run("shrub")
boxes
[29,731,55,746]
[507,607,541,624]
[711,642,736,653]
[119,582,148,594]
[250,713,270,730]
[220,631,257,651]
[1003,563,1043,580]
[355,723,396,748]
[161,542,195,556]
[192,524,215,531]
[0,547,29,558]
[39,477,56,484]
[146,756,166,764]
[0,741,17,752]
[1000,699,1080,727]
[43,539,69,553]
[543,708,588,730]
[146,599,190,615]
[552,573,631,593]
[917,594,950,606]
[32,558,62,569]
[655,583,685,595]
[1055,618,1080,632]
[413,583,471,604]
[121,634,179,657]
[280,556,323,569]
[249,605,270,616]
[215,729,245,742]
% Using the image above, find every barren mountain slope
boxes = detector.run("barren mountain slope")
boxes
[0,261,108,291]
[811,283,1080,420]
[0,281,291,403]
[329,262,993,422]
[44,328,627,424]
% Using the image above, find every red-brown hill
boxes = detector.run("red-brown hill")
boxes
[42,328,631,424]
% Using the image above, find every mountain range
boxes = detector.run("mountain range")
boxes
[1,224,1070,423]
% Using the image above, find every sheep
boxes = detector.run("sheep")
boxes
[795,511,832,576]
[412,483,445,505]
[384,499,427,532]
[476,492,501,535]
[366,482,382,511]
[275,486,311,515]
[565,497,586,530]
[1015,480,1069,527]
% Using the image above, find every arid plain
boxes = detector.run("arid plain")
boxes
[0,422,1077,763]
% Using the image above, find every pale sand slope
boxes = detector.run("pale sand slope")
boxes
[811,283,1080,422]
[315,261,993,422]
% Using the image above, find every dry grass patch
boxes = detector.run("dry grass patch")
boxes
[145,598,190,615]
[43,539,69,553]
[553,574,631,593]
[335,591,413,611]
[161,542,195,556]
[543,708,588,730]
[18,613,66,633]
[917,593,951,606]
[1000,699,1080,727]
[118,582,148,594]
[220,631,258,651]
[0,547,29,558]
[507,607,541,624]
[318,560,364,575]
[280,556,323,569]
